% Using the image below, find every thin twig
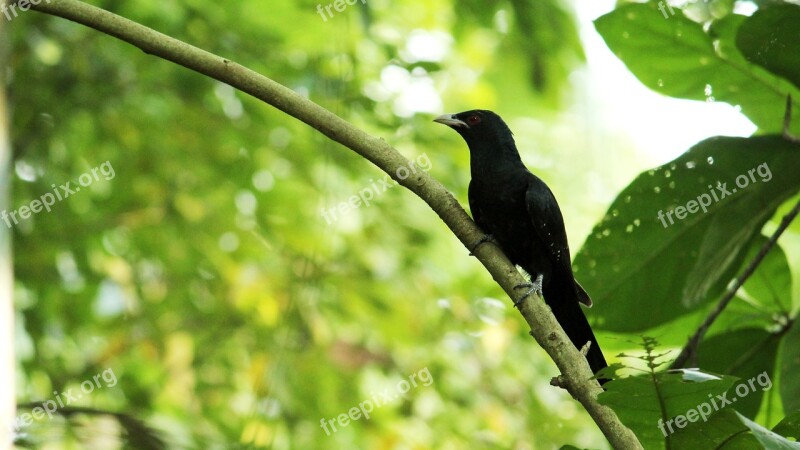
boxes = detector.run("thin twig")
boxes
[784,94,799,143]
[670,196,800,369]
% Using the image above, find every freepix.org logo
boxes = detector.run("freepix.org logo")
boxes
[656,162,771,228]
[319,367,433,436]
[10,368,118,437]
[2,161,116,229]
[657,371,772,437]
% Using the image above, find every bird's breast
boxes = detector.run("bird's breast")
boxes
[469,180,540,265]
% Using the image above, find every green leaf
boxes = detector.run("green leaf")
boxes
[672,408,759,450]
[736,411,800,449]
[705,234,793,333]
[594,3,800,133]
[773,411,800,440]
[736,4,800,90]
[779,320,800,413]
[598,368,737,449]
[574,136,800,331]
[737,236,793,314]
[697,328,780,417]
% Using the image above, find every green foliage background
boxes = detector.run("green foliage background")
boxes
[6,0,800,449]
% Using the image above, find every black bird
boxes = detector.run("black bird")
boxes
[434,109,608,380]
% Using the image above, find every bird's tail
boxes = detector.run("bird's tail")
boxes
[544,280,608,383]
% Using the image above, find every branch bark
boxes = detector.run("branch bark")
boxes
[22,1,641,447]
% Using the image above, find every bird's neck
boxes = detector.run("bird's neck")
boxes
[468,140,527,180]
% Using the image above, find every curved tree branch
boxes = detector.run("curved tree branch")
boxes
[21,1,641,447]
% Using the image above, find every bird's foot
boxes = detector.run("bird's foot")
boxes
[468,234,496,255]
[513,274,544,308]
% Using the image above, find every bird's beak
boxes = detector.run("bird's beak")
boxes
[433,114,468,128]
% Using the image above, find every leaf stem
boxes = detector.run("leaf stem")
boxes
[671,196,800,369]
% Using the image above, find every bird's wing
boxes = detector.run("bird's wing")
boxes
[468,181,486,230]
[524,175,570,266]
[525,175,591,306]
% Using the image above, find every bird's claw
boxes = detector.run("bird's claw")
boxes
[513,274,543,308]
[512,285,539,308]
[468,234,495,255]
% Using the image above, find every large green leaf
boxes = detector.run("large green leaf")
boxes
[673,408,759,450]
[697,328,781,418]
[709,235,793,333]
[670,409,800,450]
[599,368,738,450]
[736,4,800,90]
[779,320,800,413]
[574,136,800,331]
[693,234,792,414]
[773,411,800,441]
[736,236,793,314]
[594,3,800,134]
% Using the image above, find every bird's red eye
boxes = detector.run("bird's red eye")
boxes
[467,115,481,125]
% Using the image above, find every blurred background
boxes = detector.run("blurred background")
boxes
[5,0,796,448]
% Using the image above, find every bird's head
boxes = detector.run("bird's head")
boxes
[433,109,514,148]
